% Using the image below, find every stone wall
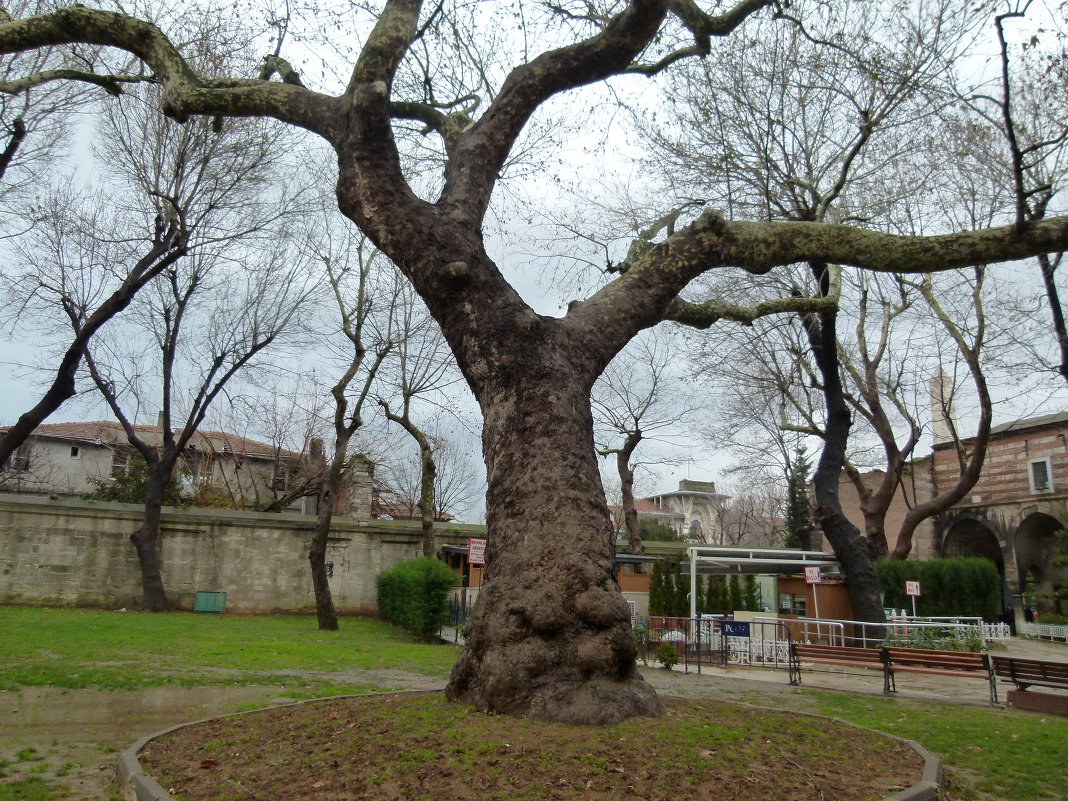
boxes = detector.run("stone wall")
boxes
[0,493,481,613]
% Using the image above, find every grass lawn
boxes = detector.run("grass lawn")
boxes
[0,606,459,694]
[1,607,1066,800]
[802,690,1068,801]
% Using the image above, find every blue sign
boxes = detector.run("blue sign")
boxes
[722,621,751,638]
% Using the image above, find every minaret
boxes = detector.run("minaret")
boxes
[929,369,956,445]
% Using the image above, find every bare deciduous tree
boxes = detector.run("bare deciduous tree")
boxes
[377,269,464,556]
[592,330,700,556]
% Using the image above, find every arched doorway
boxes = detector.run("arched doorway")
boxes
[1014,512,1068,616]
[940,516,1007,610]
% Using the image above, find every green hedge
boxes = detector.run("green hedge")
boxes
[876,558,1001,622]
[376,557,459,640]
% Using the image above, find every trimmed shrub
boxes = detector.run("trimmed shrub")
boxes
[875,557,1001,622]
[655,641,679,669]
[376,557,458,640]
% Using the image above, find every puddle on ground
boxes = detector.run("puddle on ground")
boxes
[0,685,279,743]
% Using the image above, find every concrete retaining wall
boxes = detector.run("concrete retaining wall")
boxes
[0,493,481,613]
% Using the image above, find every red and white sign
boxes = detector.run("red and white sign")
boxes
[804,566,822,584]
[905,580,921,597]
[467,537,487,566]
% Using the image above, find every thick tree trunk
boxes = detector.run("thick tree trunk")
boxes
[445,377,661,724]
[309,498,339,631]
[617,433,644,556]
[416,434,437,557]
[131,464,168,612]
[803,266,885,630]
[862,510,889,561]
[309,442,347,632]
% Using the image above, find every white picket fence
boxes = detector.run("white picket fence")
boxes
[1022,621,1068,642]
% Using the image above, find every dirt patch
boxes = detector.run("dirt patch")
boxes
[139,692,921,801]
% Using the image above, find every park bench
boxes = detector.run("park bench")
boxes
[989,655,1068,715]
[789,643,885,687]
[990,655,1068,697]
[881,646,994,702]
[791,643,995,700]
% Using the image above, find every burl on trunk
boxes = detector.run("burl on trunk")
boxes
[445,371,662,725]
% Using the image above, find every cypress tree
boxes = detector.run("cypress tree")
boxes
[728,574,742,614]
[676,570,692,617]
[743,575,761,611]
[784,445,813,549]
[708,575,728,615]
[649,560,664,616]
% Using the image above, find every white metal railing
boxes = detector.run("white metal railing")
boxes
[886,613,1012,643]
[1022,621,1068,642]
[772,614,1004,649]
[759,616,846,646]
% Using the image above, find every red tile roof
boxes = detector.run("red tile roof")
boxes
[1,420,297,458]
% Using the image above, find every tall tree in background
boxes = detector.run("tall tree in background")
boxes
[972,5,1068,382]
[783,445,813,549]
[592,331,698,556]
[5,0,1068,723]
[77,21,312,611]
[309,222,394,630]
[377,270,461,556]
[0,182,187,470]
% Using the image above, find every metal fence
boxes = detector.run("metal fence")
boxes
[1022,621,1068,642]
[638,616,795,674]
[773,614,1011,649]
[637,612,1012,667]
[443,592,474,642]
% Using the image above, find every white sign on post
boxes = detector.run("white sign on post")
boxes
[905,580,921,617]
[467,537,487,566]
[804,566,822,620]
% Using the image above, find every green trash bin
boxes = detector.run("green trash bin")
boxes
[194,591,227,613]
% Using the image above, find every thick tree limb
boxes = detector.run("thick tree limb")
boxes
[658,211,1068,276]
[0,7,337,133]
[348,0,424,91]
[443,0,673,220]
[628,0,775,75]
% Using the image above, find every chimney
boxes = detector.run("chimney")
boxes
[930,370,955,445]
[156,411,166,431]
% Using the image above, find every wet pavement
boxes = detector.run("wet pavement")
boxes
[1,636,1065,800]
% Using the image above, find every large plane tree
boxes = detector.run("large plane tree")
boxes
[3,0,1068,725]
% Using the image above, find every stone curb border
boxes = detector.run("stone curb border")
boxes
[118,690,942,801]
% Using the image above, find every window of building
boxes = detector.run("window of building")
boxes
[778,593,807,617]
[689,519,703,537]
[271,465,289,492]
[9,444,31,472]
[1029,458,1054,494]
[111,450,129,478]
[69,445,80,459]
